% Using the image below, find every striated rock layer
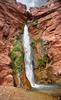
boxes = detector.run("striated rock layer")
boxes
[28,0,61,84]
[0,0,26,86]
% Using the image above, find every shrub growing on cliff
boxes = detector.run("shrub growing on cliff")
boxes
[38,54,49,67]
[32,19,38,27]
[10,37,24,75]
[31,39,36,49]
[40,39,48,53]
[38,39,49,67]
[31,39,40,49]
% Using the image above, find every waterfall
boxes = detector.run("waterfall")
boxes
[16,0,61,95]
[23,24,61,93]
[23,24,35,85]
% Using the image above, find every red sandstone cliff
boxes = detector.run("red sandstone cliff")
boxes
[0,0,61,86]
[28,0,61,84]
[0,0,26,86]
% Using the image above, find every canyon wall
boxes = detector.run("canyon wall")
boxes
[0,0,61,86]
[28,0,61,84]
[0,0,26,86]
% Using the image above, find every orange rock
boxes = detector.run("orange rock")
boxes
[20,71,31,90]
[0,0,27,86]
[0,54,11,65]
[28,0,61,78]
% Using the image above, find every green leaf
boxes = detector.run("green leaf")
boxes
[10,51,17,61]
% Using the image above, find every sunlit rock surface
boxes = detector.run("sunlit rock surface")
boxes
[0,0,26,86]
[28,0,61,84]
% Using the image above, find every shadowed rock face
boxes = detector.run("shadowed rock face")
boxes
[0,0,26,86]
[28,0,61,84]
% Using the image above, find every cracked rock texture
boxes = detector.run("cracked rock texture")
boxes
[29,0,61,74]
[0,0,26,86]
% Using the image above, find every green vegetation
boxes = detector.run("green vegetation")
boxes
[32,19,38,27]
[15,25,24,41]
[19,24,24,34]
[38,54,49,67]
[31,39,36,49]
[38,39,49,67]
[31,39,40,49]
[10,37,24,75]
[40,39,48,55]
[31,38,49,67]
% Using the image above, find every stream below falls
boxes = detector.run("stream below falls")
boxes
[23,24,61,94]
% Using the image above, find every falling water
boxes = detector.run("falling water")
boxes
[23,24,61,93]
[16,0,61,94]
[23,24,35,85]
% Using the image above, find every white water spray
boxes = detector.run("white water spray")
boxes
[23,24,35,85]
[23,24,61,92]
[15,0,61,95]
